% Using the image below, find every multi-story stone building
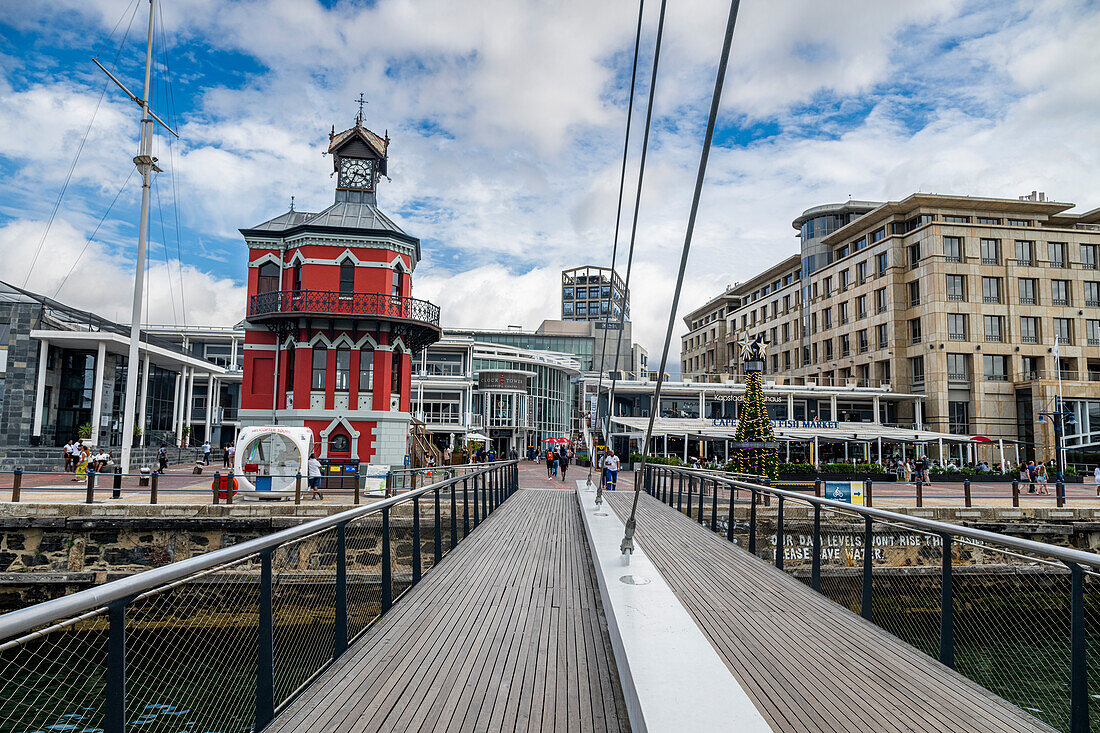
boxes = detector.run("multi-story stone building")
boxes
[704,192,1100,465]
[680,289,740,381]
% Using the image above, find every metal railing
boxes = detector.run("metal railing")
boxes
[248,290,441,328]
[0,460,519,733]
[640,463,1100,733]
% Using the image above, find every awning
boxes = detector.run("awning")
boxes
[608,416,985,444]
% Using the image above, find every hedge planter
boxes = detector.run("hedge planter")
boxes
[779,472,896,483]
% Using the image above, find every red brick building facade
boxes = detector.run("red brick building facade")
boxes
[239,119,440,466]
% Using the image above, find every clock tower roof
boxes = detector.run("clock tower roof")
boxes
[328,124,389,159]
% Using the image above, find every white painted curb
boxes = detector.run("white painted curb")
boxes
[575,481,773,733]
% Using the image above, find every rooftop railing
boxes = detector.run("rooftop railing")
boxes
[0,461,518,733]
[248,290,441,329]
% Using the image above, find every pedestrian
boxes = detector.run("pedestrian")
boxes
[904,459,913,483]
[227,443,235,471]
[157,446,168,472]
[222,444,231,468]
[1037,462,1049,495]
[1094,465,1100,496]
[63,440,75,473]
[545,448,554,478]
[603,450,620,492]
[443,446,452,465]
[1026,460,1038,493]
[307,452,323,500]
[202,440,212,465]
[560,448,570,482]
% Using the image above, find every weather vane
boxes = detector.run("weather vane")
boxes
[355,93,367,125]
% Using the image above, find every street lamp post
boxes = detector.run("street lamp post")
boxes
[1038,400,1076,481]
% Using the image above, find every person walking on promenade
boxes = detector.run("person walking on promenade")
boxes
[227,443,235,470]
[307,452,323,500]
[560,448,570,482]
[602,450,620,492]
[546,448,554,478]
[1026,460,1038,493]
[1094,464,1100,496]
[1037,462,1050,495]
[63,440,75,473]
[202,440,212,465]
[157,446,168,472]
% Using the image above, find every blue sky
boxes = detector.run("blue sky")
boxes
[1,0,1099,365]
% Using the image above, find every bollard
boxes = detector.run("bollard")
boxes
[916,478,923,508]
[213,471,221,504]
[226,471,234,505]
[112,467,122,500]
[295,472,302,505]
[814,478,822,498]
[354,477,361,505]
[11,468,22,502]
[1012,478,1020,508]
[1057,480,1066,508]
[865,478,873,508]
[150,471,159,505]
[86,467,96,504]
[963,478,971,508]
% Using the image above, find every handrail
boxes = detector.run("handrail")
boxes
[0,460,518,641]
[658,464,1100,570]
[247,289,441,327]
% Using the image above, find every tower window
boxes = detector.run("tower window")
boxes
[311,346,327,390]
[392,268,401,298]
[257,263,280,295]
[359,348,374,392]
[391,350,402,394]
[334,348,351,391]
[340,261,355,296]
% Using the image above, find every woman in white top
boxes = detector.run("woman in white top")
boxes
[1094,465,1100,496]
[1037,462,1049,495]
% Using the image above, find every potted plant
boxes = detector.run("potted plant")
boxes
[77,423,92,440]
[181,425,191,448]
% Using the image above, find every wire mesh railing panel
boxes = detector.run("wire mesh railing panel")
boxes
[0,611,108,733]
[125,555,261,733]
[1083,573,1100,732]
[345,515,384,642]
[391,506,414,601]
[952,549,1072,732]
[815,507,865,615]
[869,533,943,661]
[272,529,339,705]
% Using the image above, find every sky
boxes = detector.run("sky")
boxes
[1,0,1100,372]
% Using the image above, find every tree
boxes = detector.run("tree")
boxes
[732,365,778,479]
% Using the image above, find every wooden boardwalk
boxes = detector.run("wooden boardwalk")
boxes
[266,488,629,733]
[604,491,1054,733]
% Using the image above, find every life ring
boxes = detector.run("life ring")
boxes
[212,474,240,500]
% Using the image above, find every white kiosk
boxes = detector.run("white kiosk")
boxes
[234,426,314,501]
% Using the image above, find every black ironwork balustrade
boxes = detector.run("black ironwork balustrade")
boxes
[249,290,441,327]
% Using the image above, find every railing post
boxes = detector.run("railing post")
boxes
[916,478,923,508]
[295,472,302,505]
[255,548,274,732]
[104,599,127,733]
[711,479,719,532]
[412,493,422,585]
[726,481,736,542]
[433,485,442,563]
[963,478,971,508]
[861,517,874,621]
[149,471,158,505]
[226,470,234,505]
[112,466,122,500]
[686,476,694,519]
[1057,479,1066,508]
[1069,562,1089,733]
[450,478,458,549]
[213,471,220,504]
[480,472,487,522]
[11,468,21,503]
[749,488,757,555]
[939,533,954,669]
[354,475,361,505]
[86,466,95,504]
[864,478,873,508]
[334,523,348,658]
[1012,478,1020,507]
[776,496,785,570]
[381,506,392,613]
[814,477,822,498]
[677,472,684,511]
[463,477,470,538]
[472,472,480,529]
[811,504,822,592]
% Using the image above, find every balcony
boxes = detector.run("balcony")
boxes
[947,294,963,302]
[1053,298,1069,306]
[1017,259,1034,267]
[1020,297,1036,305]
[876,306,887,314]
[983,296,1001,304]
[984,374,1008,382]
[1022,335,1038,344]
[949,332,966,341]
[948,372,968,383]
[985,334,1004,343]
[981,257,999,265]
[945,256,961,263]
[1089,338,1100,347]
[248,290,442,351]
[1087,300,1100,307]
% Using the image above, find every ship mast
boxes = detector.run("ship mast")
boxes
[94,0,178,472]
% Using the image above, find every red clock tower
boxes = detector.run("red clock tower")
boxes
[239,116,441,466]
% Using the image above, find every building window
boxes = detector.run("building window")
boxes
[908,281,920,307]
[330,433,350,453]
[982,277,1002,304]
[946,275,965,301]
[948,401,970,434]
[257,262,280,294]
[1051,280,1070,306]
[855,236,867,250]
[871,228,886,243]
[1021,356,1040,380]
[1015,240,1034,266]
[876,323,888,348]
[822,308,832,329]
[824,339,833,360]
[334,348,351,391]
[856,295,867,318]
[947,354,968,383]
[392,268,402,298]
[980,238,1000,265]
[944,236,962,262]
[293,263,302,291]
[339,261,355,296]
[1087,320,1100,347]
[977,217,1001,226]
[875,288,887,314]
[948,313,967,341]
[1054,318,1072,345]
[983,355,1009,381]
[1082,244,1098,270]
[823,277,832,296]
[909,318,922,345]
[856,261,868,283]
[391,350,402,394]
[1049,242,1067,268]
[285,343,295,392]
[839,302,849,324]
[984,315,1003,343]
[1008,218,1031,227]
[1086,282,1100,307]
[875,252,888,275]
[910,356,925,385]
[311,346,327,390]
[908,243,921,269]
[1018,278,1037,305]
[1021,317,1039,344]
[944,215,970,223]
[840,269,850,289]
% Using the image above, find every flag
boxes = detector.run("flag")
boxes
[1053,335,1060,358]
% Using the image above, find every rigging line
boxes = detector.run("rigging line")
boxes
[52,168,137,299]
[586,0,646,485]
[622,0,743,553]
[94,0,141,62]
[157,1,189,327]
[23,0,143,290]
[153,176,179,325]
[600,0,668,465]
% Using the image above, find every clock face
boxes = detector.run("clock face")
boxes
[339,157,374,189]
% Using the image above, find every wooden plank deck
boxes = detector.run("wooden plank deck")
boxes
[266,489,629,733]
[604,491,1054,733]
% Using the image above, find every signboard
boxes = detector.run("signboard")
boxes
[714,393,783,403]
[712,418,839,429]
[729,442,781,449]
[825,481,864,506]
[478,371,528,390]
[403,454,410,467]
[594,322,622,330]
[490,429,512,438]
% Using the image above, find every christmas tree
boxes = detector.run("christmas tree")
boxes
[732,337,779,479]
